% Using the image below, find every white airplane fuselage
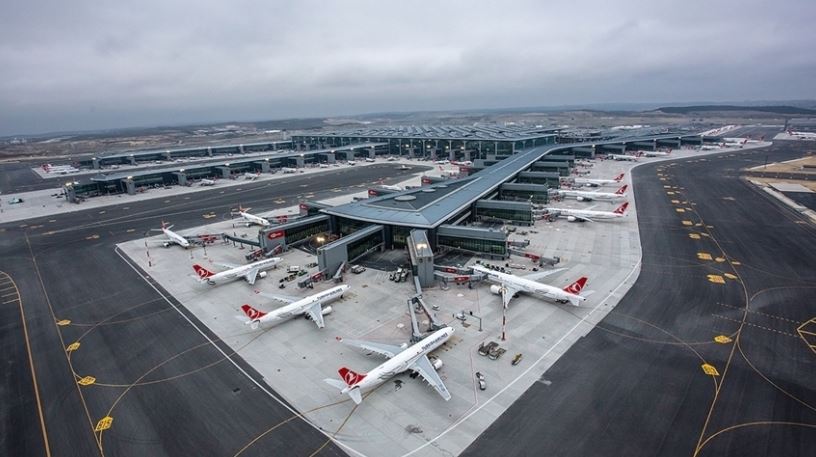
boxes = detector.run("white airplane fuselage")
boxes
[203,257,281,285]
[558,189,626,202]
[609,154,638,162]
[163,228,191,248]
[251,285,349,327]
[239,211,270,227]
[573,177,621,187]
[546,206,626,221]
[471,265,585,305]
[341,327,454,395]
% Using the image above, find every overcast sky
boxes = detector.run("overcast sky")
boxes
[1,0,814,136]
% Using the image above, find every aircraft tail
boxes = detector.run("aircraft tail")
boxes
[613,202,629,215]
[338,367,367,386]
[193,264,214,279]
[614,172,624,182]
[615,184,628,195]
[241,304,267,320]
[563,277,588,295]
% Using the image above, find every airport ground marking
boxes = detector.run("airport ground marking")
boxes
[707,275,725,284]
[676,208,685,213]
[682,220,693,226]
[697,421,816,455]
[723,273,738,280]
[714,257,725,263]
[714,335,732,344]
[701,363,720,376]
[401,260,645,457]
[712,315,799,339]
[697,252,712,261]
[24,235,103,456]
[796,318,816,355]
[78,376,97,386]
[1,271,53,457]
[94,417,113,432]
[56,319,71,326]
[66,341,81,352]
[689,233,701,240]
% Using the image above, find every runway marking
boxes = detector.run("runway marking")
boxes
[126,229,135,233]
[85,234,100,240]
[731,261,741,265]
[714,257,725,263]
[676,208,685,213]
[682,220,693,226]
[714,335,732,344]
[722,196,736,201]
[94,417,113,432]
[667,191,675,195]
[56,319,71,326]
[0,271,53,457]
[712,314,799,338]
[707,275,725,284]
[689,233,701,240]
[78,376,97,386]
[701,363,720,376]
[723,273,738,280]
[697,252,712,261]
[672,200,681,204]
[66,341,81,352]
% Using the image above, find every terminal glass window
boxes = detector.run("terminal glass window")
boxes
[438,235,506,256]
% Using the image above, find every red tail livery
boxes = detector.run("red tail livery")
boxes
[193,264,214,279]
[339,367,366,386]
[615,185,628,195]
[241,304,266,320]
[614,173,624,182]
[613,202,629,215]
[563,277,588,294]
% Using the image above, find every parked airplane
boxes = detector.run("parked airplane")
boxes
[365,157,376,162]
[471,265,589,308]
[608,154,638,162]
[199,178,216,186]
[434,159,450,165]
[244,172,260,180]
[786,129,816,140]
[452,160,473,166]
[241,285,350,329]
[573,172,625,188]
[347,160,357,166]
[700,144,722,151]
[639,149,671,157]
[149,222,192,248]
[192,257,282,285]
[324,327,454,404]
[232,206,271,227]
[376,178,403,191]
[282,167,298,174]
[556,185,628,202]
[545,202,629,222]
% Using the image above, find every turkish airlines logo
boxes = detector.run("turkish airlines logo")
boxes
[242,305,264,320]
[564,283,581,294]
[343,370,359,385]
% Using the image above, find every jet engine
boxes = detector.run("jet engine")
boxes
[258,271,268,279]
[304,306,332,320]
[489,284,503,295]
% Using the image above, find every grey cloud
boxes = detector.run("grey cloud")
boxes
[1,0,815,135]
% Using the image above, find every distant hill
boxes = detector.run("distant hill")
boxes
[653,105,816,116]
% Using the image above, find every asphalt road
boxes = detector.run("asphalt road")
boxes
[463,137,816,456]
[0,163,426,457]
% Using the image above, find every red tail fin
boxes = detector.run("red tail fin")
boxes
[193,264,214,279]
[614,173,624,182]
[563,277,588,294]
[241,304,266,319]
[339,367,366,386]
[615,185,628,195]
[613,202,629,215]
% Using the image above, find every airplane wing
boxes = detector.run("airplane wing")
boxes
[244,268,259,285]
[523,267,566,282]
[217,262,240,270]
[258,292,299,305]
[341,339,403,359]
[501,285,519,308]
[409,355,451,401]
[305,302,325,329]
